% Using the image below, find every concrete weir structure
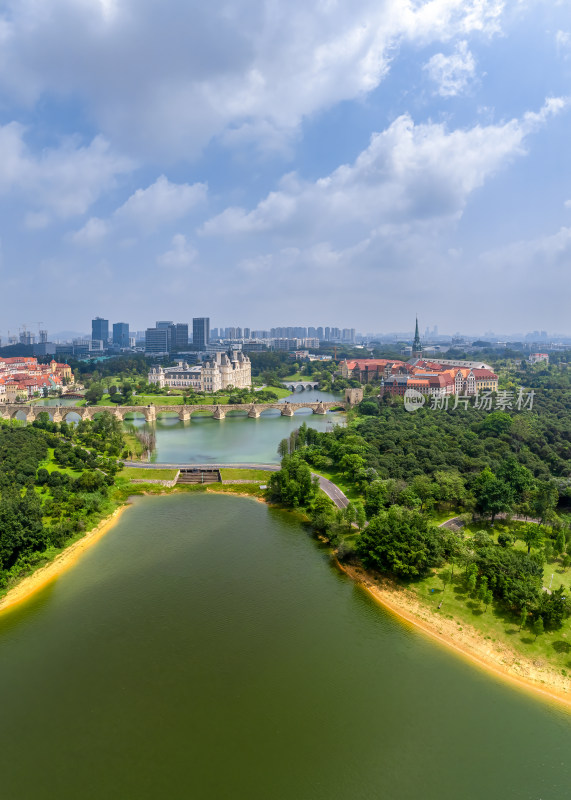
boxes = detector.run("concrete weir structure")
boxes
[0,400,346,424]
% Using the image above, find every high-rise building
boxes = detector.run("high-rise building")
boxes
[324,327,331,341]
[243,327,250,339]
[174,323,189,351]
[19,329,35,346]
[193,318,210,349]
[145,327,170,354]
[92,317,109,344]
[113,322,130,348]
[317,327,324,340]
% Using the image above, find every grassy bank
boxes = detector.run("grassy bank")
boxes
[120,467,178,480]
[220,468,270,481]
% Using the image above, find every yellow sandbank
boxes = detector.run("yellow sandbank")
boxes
[0,503,132,615]
[339,562,571,713]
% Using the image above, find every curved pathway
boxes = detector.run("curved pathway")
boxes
[123,461,350,509]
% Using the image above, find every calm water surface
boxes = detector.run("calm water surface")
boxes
[0,494,568,799]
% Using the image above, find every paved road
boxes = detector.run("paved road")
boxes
[312,473,349,509]
[123,461,350,509]
[123,461,280,471]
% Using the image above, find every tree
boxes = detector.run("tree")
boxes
[267,455,316,508]
[518,607,528,631]
[520,523,544,555]
[410,475,435,511]
[339,454,365,478]
[532,616,544,641]
[277,438,289,459]
[309,495,337,535]
[472,530,493,549]
[357,507,442,580]
[535,586,571,630]
[472,468,513,524]
[483,589,493,611]
[477,576,489,603]
[440,569,452,592]
[434,471,466,506]
[531,481,558,524]
[497,458,535,506]
[497,531,513,548]
[354,502,367,531]
[554,530,566,557]
[85,383,103,404]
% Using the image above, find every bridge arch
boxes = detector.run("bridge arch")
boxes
[61,408,83,424]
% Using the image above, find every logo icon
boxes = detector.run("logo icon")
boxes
[404,389,426,413]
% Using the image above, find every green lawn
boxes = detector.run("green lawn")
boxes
[262,386,292,399]
[38,449,82,478]
[283,371,304,382]
[87,389,292,408]
[220,468,270,481]
[120,467,178,480]
[410,566,571,675]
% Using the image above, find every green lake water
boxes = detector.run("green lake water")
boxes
[0,493,568,799]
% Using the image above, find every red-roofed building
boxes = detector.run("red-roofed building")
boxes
[340,358,407,383]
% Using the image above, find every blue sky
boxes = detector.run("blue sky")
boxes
[0,0,570,337]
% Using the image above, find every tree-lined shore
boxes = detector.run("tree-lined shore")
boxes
[266,371,571,686]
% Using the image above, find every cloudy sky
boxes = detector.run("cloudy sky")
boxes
[0,0,570,337]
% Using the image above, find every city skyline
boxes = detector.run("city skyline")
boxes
[1,2,570,331]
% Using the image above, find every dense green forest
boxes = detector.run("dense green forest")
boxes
[268,388,571,633]
[0,413,124,587]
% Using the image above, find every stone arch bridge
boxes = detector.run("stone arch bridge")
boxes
[0,401,345,424]
[281,381,320,392]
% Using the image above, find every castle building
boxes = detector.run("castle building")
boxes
[148,351,251,393]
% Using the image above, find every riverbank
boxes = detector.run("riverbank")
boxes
[339,561,571,711]
[0,503,132,615]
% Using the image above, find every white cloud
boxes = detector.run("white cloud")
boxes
[157,234,198,268]
[67,216,108,246]
[0,123,133,221]
[202,98,566,242]
[556,29,570,57]
[66,175,207,243]
[115,175,207,228]
[424,40,476,97]
[0,0,507,158]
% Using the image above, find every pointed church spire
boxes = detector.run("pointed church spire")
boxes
[413,316,422,358]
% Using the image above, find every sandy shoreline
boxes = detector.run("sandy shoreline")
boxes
[338,561,571,711]
[0,487,265,616]
[0,503,132,615]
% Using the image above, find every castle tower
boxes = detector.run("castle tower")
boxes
[412,316,422,359]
